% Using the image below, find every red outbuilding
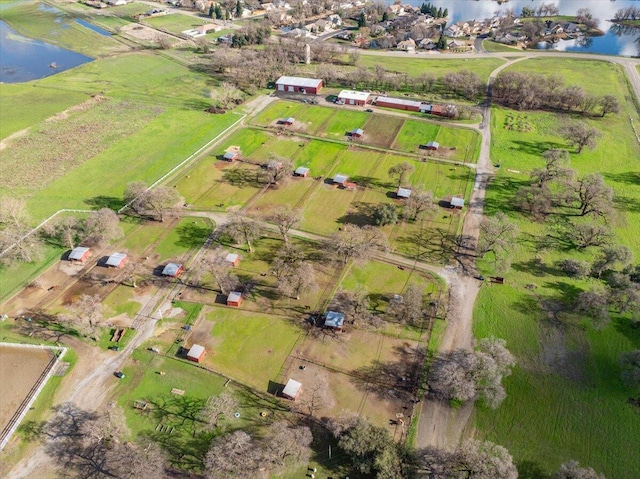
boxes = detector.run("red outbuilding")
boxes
[187,344,206,363]
[275,76,323,94]
[227,291,243,307]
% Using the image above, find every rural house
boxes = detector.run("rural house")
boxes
[105,252,127,268]
[187,344,206,362]
[275,76,323,94]
[68,246,91,263]
[282,378,302,400]
[162,263,183,278]
[227,291,243,307]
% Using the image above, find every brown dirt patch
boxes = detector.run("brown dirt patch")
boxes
[0,346,55,430]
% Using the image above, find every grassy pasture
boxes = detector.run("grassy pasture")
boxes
[300,186,356,234]
[475,58,640,479]
[204,308,302,390]
[291,139,346,175]
[320,109,369,139]
[295,104,336,134]
[153,217,212,263]
[0,85,88,140]
[0,0,127,56]
[251,101,308,127]
[357,55,506,83]
[392,119,441,153]
[482,40,521,52]
[362,115,404,148]
[248,135,302,161]
[21,108,238,220]
[143,13,210,34]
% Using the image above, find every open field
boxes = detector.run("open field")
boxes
[0,1,128,56]
[481,40,521,52]
[476,58,640,479]
[143,13,211,35]
[0,345,55,434]
[357,56,506,83]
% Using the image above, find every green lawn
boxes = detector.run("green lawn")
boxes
[290,139,346,175]
[392,120,441,153]
[0,0,128,56]
[205,308,302,390]
[0,84,88,140]
[482,40,521,52]
[144,13,210,35]
[322,109,369,138]
[357,56,505,84]
[295,104,336,134]
[251,101,309,127]
[475,58,640,479]
[153,217,213,262]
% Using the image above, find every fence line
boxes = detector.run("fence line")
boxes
[0,343,67,450]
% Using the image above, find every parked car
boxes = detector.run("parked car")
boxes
[114,371,125,379]
[108,345,120,351]
[365,108,373,112]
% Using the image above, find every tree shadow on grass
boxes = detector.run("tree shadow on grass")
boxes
[142,428,216,473]
[510,140,567,157]
[517,460,551,479]
[483,176,529,217]
[396,227,457,265]
[222,167,261,188]
[613,316,640,350]
[176,222,211,249]
[603,171,640,186]
[84,196,123,211]
[336,202,376,226]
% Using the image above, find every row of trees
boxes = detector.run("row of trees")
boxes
[612,7,640,21]
[419,2,448,19]
[493,71,620,117]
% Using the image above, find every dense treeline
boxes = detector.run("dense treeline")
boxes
[613,7,640,21]
[492,71,620,116]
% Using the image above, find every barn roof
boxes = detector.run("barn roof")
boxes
[106,252,127,267]
[294,166,309,175]
[69,246,90,260]
[351,128,364,136]
[325,310,345,328]
[284,117,295,123]
[397,187,412,198]
[333,174,348,184]
[376,96,422,108]
[282,378,302,398]
[228,291,242,302]
[276,76,322,88]
[427,141,439,148]
[162,263,182,276]
[187,344,205,359]
[451,196,465,207]
[338,90,370,101]
[223,151,238,159]
[225,253,239,264]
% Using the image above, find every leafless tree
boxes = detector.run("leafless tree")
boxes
[202,392,239,429]
[564,223,612,249]
[268,206,301,243]
[477,213,518,270]
[155,34,172,49]
[261,157,294,187]
[205,431,263,479]
[607,273,640,319]
[403,188,435,222]
[124,182,182,222]
[387,283,426,326]
[530,149,573,188]
[429,338,515,409]
[434,439,517,479]
[122,261,145,288]
[557,259,591,279]
[515,185,553,221]
[592,244,634,278]
[196,249,239,294]
[553,460,607,479]
[388,161,414,188]
[65,294,105,339]
[261,421,313,469]
[619,350,640,389]
[598,95,620,117]
[325,224,389,264]
[560,122,602,154]
[330,288,378,327]
[84,208,124,246]
[43,216,81,249]
[571,173,613,219]
[296,375,333,417]
[277,261,317,300]
[222,213,262,253]
[106,442,168,479]
[0,197,44,265]
[575,290,610,328]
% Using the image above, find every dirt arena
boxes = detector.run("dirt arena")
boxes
[0,345,55,430]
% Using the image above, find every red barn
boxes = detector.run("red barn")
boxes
[106,252,127,268]
[225,253,240,267]
[337,90,370,106]
[227,291,242,307]
[187,344,205,363]
[275,76,323,94]
[68,246,91,263]
[375,96,422,112]
[162,263,183,277]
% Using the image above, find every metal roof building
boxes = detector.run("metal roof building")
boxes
[106,252,127,268]
[337,90,371,105]
[275,76,323,94]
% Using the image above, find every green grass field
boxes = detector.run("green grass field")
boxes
[475,58,640,479]
[322,109,369,138]
[482,40,521,52]
[357,55,506,83]
[204,308,302,390]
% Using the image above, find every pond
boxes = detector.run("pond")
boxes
[404,0,640,57]
[0,20,93,83]
[75,18,112,37]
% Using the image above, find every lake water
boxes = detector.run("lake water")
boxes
[75,18,112,37]
[0,20,93,83]
[404,0,640,56]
